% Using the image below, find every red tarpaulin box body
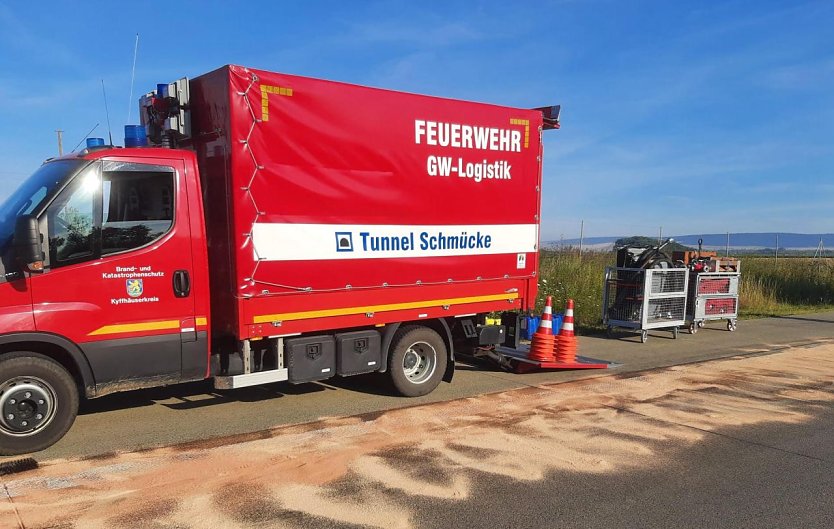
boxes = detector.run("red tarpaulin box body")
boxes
[188,65,544,338]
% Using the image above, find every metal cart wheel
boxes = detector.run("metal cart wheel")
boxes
[688,322,698,334]
[727,319,737,332]
[698,321,705,328]
[672,327,679,339]
[640,330,648,343]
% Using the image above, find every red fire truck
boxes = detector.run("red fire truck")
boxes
[0,65,559,454]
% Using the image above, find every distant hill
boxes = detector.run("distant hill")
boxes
[541,236,618,251]
[543,233,834,250]
[674,233,834,250]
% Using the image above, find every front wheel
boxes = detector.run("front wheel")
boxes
[0,353,79,456]
[388,326,448,397]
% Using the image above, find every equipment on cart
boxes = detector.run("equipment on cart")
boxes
[674,239,742,333]
[685,264,740,333]
[685,272,740,333]
[604,236,743,342]
[673,238,714,271]
[605,239,688,342]
[673,238,741,273]
[603,267,689,342]
[616,238,679,269]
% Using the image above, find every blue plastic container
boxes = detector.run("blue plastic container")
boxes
[86,137,105,148]
[522,313,564,340]
[552,314,564,334]
[124,125,148,147]
[522,316,540,340]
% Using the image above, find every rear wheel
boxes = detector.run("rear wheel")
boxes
[0,353,79,456]
[388,326,448,397]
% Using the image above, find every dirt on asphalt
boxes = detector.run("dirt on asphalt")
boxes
[2,342,833,529]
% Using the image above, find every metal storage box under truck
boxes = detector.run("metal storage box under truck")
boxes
[0,64,560,454]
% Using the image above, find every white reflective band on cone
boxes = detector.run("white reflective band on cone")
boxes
[562,322,574,331]
[565,309,574,317]
[543,306,552,314]
[540,319,552,328]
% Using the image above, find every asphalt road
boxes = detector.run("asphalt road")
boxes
[14,312,834,461]
[3,329,832,529]
[419,404,834,529]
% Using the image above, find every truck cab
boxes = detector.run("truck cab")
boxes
[0,147,210,454]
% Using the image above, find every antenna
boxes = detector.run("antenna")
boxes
[101,79,113,145]
[55,129,64,156]
[127,33,140,124]
[71,123,100,152]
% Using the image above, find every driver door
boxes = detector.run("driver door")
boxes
[29,157,197,390]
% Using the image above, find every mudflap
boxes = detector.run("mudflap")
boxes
[443,360,455,383]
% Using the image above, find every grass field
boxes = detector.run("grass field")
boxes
[536,251,834,332]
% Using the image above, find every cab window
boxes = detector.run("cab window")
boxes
[47,170,99,265]
[101,171,173,255]
[46,163,175,268]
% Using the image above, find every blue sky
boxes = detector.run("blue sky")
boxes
[0,0,832,239]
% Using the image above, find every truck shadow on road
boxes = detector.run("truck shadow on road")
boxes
[77,380,327,414]
[77,374,398,415]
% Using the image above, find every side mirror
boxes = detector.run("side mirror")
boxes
[13,214,44,272]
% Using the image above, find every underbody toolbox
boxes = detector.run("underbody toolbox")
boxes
[286,335,336,383]
[335,330,382,376]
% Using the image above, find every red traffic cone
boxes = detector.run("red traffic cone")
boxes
[528,296,556,362]
[554,299,578,363]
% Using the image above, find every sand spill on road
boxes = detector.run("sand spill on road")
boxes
[2,344,833,529]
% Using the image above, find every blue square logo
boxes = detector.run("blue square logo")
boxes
[335,232,354,252]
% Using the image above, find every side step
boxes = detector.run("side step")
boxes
[214,368,288,390]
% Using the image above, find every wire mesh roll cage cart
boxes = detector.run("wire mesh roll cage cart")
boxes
[602,267,689,343]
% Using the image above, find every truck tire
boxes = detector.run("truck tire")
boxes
[0,353,79,456]
[388,325,448,397]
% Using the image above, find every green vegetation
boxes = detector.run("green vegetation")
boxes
[535,250,834,332]
[537,251,610,331]
[739,258,834,317]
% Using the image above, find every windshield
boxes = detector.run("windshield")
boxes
[0,159,85,249]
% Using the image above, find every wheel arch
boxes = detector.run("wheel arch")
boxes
[0,333,96,398]
[380,318,455,382]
